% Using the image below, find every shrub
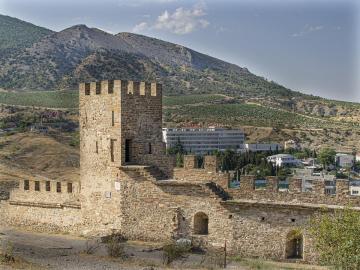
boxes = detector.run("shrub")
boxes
[309,207,360,269]
[84,238,100,254]
[200,248,225,269]
[162,241,191,265]
[0,241,15,263]
[103,234,127,258]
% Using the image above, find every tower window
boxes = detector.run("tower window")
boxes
[46,181,51,191]
[148,143,152,154]
[35,181,40,191]
[56,182,62,193]
[95,141,98,154]
[110,139,116,162]
[85,83,90,95]
[67,182,73,193]
[24,180,29,190]
[112,111,115,126]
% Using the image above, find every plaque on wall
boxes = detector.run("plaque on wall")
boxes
[115,181,121,191]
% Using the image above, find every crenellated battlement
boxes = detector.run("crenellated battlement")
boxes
[79,80,162,97]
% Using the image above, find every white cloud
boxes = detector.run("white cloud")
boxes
[132,3,209,35]
[118,0,177,7]
[133,22,149,33]
[291,24,324,37]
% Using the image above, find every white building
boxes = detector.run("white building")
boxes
[356,152,360,162]
[162,127,245,154]
[350,186,360,196]
[335,153,354,168]
[266,154,301,167]
[245,143,282,152]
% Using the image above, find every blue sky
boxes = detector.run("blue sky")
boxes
[0,0,359,101]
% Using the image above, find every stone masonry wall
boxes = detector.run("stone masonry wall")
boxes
[227,176,360,206]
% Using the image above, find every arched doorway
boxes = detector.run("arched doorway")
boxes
[285,230,303,259]
[194,212,208,235]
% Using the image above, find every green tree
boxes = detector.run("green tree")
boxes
[318,148,336,168]
[309,208,360,269]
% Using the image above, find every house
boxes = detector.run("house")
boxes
[335,153,354,168]
[356,152,360,162]
[245,143,283,152]
[30,124,49,134]
[266,154,301,167]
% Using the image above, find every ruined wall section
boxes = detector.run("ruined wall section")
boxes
[174,155,229,185]
[223,202,318,262]
[118,172,234,247]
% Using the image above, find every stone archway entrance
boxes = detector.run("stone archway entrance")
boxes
[285,230,303,259]
[194,212,208,235]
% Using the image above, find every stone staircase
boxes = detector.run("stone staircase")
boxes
[139,166,168,181]
[205,182,232,201]
[120,165,168,181]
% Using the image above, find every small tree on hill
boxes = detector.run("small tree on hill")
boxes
[309,208,360,269]
[318,147,336,168]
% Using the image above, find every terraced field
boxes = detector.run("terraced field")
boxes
[0,90,78,108]
[164,103,359,129]
[0,91,358,130]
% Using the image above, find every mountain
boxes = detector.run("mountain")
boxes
[0,14,53,58]
[0,15,305,99]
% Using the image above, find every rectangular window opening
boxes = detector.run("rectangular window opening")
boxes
[46,181,51,192]
[85,83,90,95]
[34,181,40,191]
[125,139,131,163]
[96,141,98,154]
[148,143,152,154]
[67,182,73,193]
[24,180,29,190]
[110,139,116,162]
[112,111,115,126]
[56,182,62,193]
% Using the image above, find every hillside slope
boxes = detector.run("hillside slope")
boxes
[0,16,302,99]
[0,14,53,58]
[0,15,358,120]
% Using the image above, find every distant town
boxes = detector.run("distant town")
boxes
[163,127,360,194]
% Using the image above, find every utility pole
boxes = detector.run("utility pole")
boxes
[224,240,227,268]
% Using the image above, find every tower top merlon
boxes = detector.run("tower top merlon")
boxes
[79,80,162,97]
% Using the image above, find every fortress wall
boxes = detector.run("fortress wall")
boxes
[119,173,234,246]
[223,203,318,263]
[10,179,80,203]
[118,173,318,262]
[0,178,82,234]
[173,168,230,184]
[227,176,358,206]
[0,200,82,234]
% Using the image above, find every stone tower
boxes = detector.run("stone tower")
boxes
[79,80,167,233]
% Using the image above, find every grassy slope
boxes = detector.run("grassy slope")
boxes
[0,90,78,108]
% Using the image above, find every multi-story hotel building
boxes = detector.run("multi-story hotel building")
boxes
[162,127,245,154]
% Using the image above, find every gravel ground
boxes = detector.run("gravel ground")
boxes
[0,227,238,270]
[0,227,326,270]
